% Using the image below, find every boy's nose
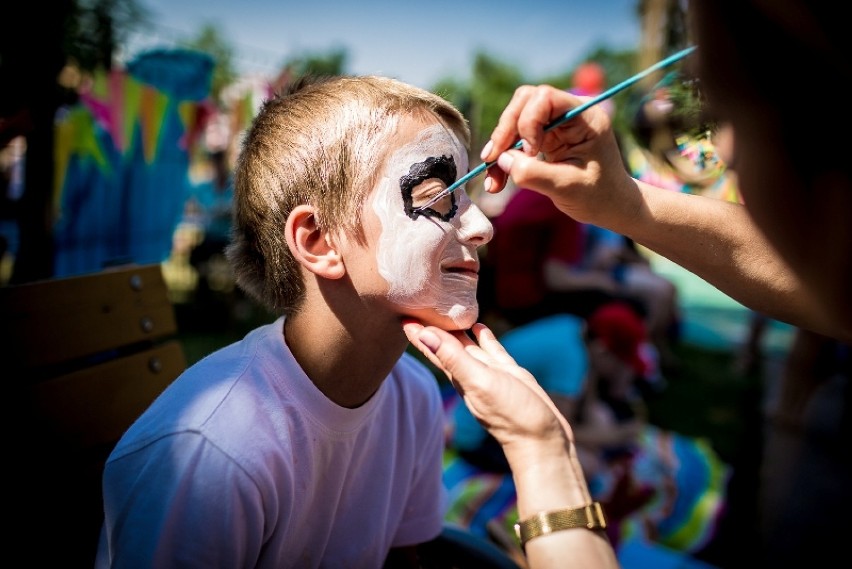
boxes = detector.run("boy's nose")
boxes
[457,203,494,246]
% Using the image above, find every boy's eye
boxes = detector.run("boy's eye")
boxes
[401,155,458,221]
[411,179,454,217]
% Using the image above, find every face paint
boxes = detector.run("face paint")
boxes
[372,122,493,329]
[401,155,458,221]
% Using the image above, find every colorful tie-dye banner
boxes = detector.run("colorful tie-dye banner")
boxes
[52,48,214,276]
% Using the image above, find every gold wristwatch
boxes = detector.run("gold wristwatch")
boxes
[514,502,607,551]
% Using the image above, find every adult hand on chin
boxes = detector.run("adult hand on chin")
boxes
[401,319,572,456]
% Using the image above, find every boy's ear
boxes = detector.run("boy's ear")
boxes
[285,205,345,279]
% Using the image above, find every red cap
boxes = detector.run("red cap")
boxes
[587,301,648,376]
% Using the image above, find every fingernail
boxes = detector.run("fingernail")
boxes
[483,177,492,193]
[418,329,441,353]
[480,140,493,161]
[497,152,514,172]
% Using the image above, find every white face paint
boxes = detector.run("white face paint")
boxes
[371,121,493,329]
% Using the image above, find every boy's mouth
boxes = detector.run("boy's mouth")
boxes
[442,260,479,278]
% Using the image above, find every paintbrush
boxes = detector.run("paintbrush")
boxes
[414,45,697,213]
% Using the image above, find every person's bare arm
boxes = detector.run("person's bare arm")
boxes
[403,322,619,569]
[587,179,832,339]
[479,84,846,342]
[619,183,831,336]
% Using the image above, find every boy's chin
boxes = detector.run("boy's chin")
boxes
[407,307,478,331]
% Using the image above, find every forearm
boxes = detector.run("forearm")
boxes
[615,181,829,334]
[506,438,618,568]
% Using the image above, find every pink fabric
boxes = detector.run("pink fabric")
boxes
[490,189,584,310]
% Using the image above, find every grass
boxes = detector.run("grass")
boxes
[645,342,764,463]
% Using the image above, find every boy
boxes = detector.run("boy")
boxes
[96,75,494,568]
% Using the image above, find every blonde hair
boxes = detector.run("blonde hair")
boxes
[226,75,470,315]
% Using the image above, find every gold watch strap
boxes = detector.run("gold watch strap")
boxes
[514,502,607,550]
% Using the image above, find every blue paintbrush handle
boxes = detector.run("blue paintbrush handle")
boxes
[415,45,697,213]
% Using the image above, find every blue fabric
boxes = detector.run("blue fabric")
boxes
[127,49,214,100]
[53,116,124,275]
[124,112,193,266]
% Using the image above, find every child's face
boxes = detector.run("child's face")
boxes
[366,118,493,330]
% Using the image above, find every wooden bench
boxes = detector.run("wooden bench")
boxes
[2,263,185,566]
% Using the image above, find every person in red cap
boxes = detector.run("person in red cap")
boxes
[572,302,663,549]
[587,300,649,378]
[573,301,650,481]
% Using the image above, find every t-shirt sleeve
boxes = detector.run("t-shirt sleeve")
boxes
[99,432,267,568]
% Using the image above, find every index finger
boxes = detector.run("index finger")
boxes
[482,85,538,161]
[411,325,494,391]
[482,85,578,162]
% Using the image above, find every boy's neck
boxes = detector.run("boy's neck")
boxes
[283,308,409,408]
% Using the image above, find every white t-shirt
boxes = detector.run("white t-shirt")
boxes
[97,317,447,568]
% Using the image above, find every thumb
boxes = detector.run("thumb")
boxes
[405,325,483,392]
[498,149,570,200]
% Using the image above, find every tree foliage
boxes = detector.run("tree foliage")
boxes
[288,48,349,79]
[468,52,525,152]
[429,45,642,160]
[66,0,150,72]
[184,25,237,107]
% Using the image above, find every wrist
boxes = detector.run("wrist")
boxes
[500,429,567,471]
[508,439,591,517]
[606,177,646,237]
[515,502,608,552]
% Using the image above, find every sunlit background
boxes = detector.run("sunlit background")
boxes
[0,2,799,567]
